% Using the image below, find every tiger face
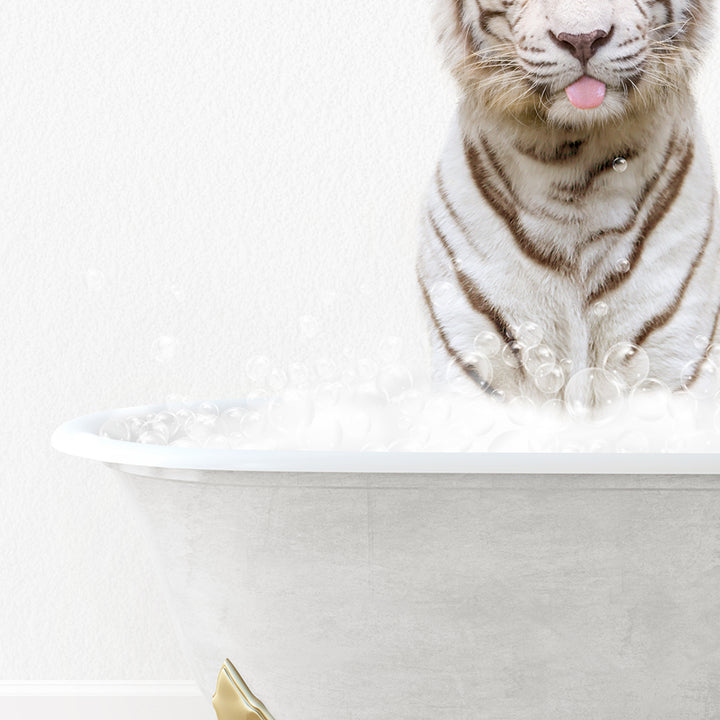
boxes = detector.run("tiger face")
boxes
[437,0,713,128]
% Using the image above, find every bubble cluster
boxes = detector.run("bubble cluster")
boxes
[603,342,649,389]
[100,333,720,454]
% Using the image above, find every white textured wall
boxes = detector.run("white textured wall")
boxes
[1,0,718,685]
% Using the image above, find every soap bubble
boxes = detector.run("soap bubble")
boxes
[377,363,414,400]
[299,315,321,339]
[246,356,271,385]
[216,407,246,436]
[603,342,649,388]
[564,367,624,422]
[152,335,177,364]
[431,280,454,310]
[84,267,106,291]
[694,334,710,351]
[186,414,216,442]
[100,418,131,441]
[680,358,719,400]
[239,410,265,440]
[515,321,544,347]
[523,344,555,375]
[288,362,311,388]
[534,362,565,394]
[615,258,631,274]
[706,343,720,363]
[502,341,524,369]
[139,419,170,444]
[126,416,144,440]
[267,367,289,394]
[613,157,628,173]
[461,352,494,385]
[174,408,196,431]
[591,301,609,318]
[474,331,501,357]
[629,379,669,421]
[196,402,219,417]
[315,381,346,408]
[151,411,181,437]
[137,430,167,445]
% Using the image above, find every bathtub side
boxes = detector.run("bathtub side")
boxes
[115,465,720,719]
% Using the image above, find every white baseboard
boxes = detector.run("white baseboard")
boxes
[0,685,216,720]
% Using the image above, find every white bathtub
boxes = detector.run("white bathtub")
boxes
[53,402,720,719]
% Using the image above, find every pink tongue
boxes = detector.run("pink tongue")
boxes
[565,76,606,109]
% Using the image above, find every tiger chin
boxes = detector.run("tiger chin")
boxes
[418,0,720,406]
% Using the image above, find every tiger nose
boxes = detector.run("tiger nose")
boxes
[549,27,614,65]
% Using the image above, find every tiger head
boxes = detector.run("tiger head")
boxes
[436,0,714,128]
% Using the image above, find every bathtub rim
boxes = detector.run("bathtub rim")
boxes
[51,401,720,475]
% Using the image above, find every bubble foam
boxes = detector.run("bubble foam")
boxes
[101,366,720,454]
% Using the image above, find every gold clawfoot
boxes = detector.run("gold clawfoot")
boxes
[212,658,276,720]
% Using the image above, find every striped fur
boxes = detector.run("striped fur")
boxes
[419,0,720,401]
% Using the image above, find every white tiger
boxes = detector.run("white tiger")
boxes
[417,0,720,403]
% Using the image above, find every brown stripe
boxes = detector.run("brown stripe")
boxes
[633,0,648,19]
[612,49,644,64]
[426,208,524,376]
[417,270,502,397]
[514,138,585,164]
[550,147,641,201]
[481,136,569,223]
[586,139,694,305]
[435,165,472,238]
[617,34,642,48]
[586,132,678,242]
[632,208,715,346]
[654,0,674,25]
[681,300,720,391]
[465,139,571,273]
[454,0,464,28]
[452,0,477,56]
[521,57,560,68]
[478,6,506,35]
